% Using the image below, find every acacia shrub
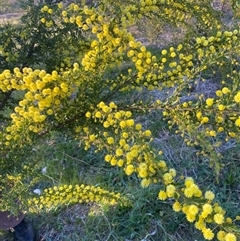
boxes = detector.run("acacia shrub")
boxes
[0,0,240,240]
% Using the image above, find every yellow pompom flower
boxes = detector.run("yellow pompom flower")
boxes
[226,217,232,223]
[126,119,134,127]
[218,104,225,111]
[213,213,224,224]
[107,137,114,144]
[234,91,240,103]
[196,112,202,119]
[62,11,67,17]
[225,233,237,241]
[58,2,63,8]
[41,18,46,23]
[188,204,199,216]
[170,52,176,58]
[104,154,112,162]
[222,87,230,94]
[186,214,196,222]
[85,111,91,118]
[202,203,213,217]
[202,227,214,240]
[158,160,166,168]
[185,177,194,187]
[144,130,151,137]
[184,187,194,198]
[216,90,223,97]
[95,111,102,118]
[163,173,173,185]
[204,191,215,201]
[117,159,124,167]
[110,157,117,166]
[235,117,240,127]
[217,230,226,241]
[206,98,214,107]
[41,5,49,12]
[135,124,142,130]
[169,168,176,177]
[89,135,95,141]
[209,130,216,137]
[166,184,176,197]
[201,116,209,124]
[158,190,167,200]
[161,49,167,55]
[116,148,123,156]
[141,178,151,188]
[125,165,135,175]
[172,201,182,212]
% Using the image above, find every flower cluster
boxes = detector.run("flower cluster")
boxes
[80,101,170,187]
[28,184,127,211]
[160,176,239,241]
[1,1,240,240]
[0,67,80,146]
[81,102,240,241]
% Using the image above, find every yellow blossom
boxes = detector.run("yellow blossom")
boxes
[202,203,213,217]
[216,90,223,97]
[166,184,176,197]
[234,92,240,103]
[213,213,224,224]
[206,98,214,107]
[217,230,226,241]
[188,204,199,216]
[107,137,114,144]
[201,116,209,124]
[158,190,167,200]
[225,233,237,241]
[204,190,215,201]
[172,201,182,212]
[202,227,214,240]
[218,104,225,111]
[222,87,230,94]
[235,117,240,127]
[125,165,135,175]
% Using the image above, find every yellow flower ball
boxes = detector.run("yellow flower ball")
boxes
[144,130,151,137]
[166,184,176,197]
[216,90,223,97]
[116,148,123,156]
[95,111,102,118]
[213,213,224,225]
[158,190,167,200]
[235,117,240,127]
[202,227,214,240]
[125,165,135,175]
[204,191,215,201]
[218,104,225,111]
[225,233,236,241]
[188,204,199,216]
[161,49,167,55]
[222,87,230,94]
[209,130,216,137]
[234,92,240,103]
[172,201,182,212]
[117,159,124,167]
[217,230,226,241]
[201,116,209,124]
[202,203,213,216]
[206,98,214,107]
[107,137,114,144]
